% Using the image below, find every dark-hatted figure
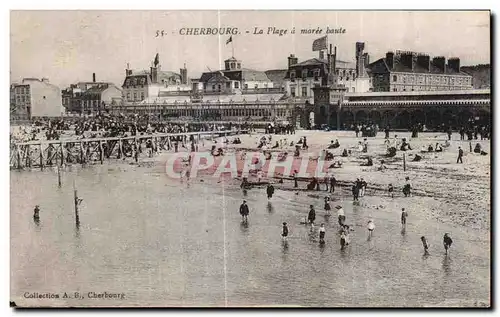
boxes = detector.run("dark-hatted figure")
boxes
[239,200,249,222]
[457,146,464,164]
[282,222,289,241]
[443,233,453,255]
[33,205,40,223]
[401,208,408,229]
[324,197,331,215]
[266,184,275,199]
[388,183,394,198]
[308,205,316,225]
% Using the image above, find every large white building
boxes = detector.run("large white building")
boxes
[196,57,276,93]
[11,78,63,119]
[122,54,190,104]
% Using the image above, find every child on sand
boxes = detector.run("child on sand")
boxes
[319,224,326,244]
[324,197,331,215]
[281,222,289,241]
[367,220,375,237]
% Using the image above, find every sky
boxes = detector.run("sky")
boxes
[10,10,490,88]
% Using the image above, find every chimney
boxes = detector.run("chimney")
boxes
[288,54,298,69]
[327,45,336,86]
[363,53,370,67]
[92,73,96,83]
[126,63,132,76]
[432,56,446,73]
[400,51,414,70]
[355,42,365,77]
[386,52,394,70]
[180,63,188,85]
[447,57,460,72]
[416,54,431,72]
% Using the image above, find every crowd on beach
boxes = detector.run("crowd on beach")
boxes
[233,122,488,256]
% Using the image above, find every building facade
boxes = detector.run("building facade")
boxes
[62,73,122,114]
[122,54,190,104]
[11,78,63,119]
[282,42,372,102]
[368,51,473,92]
[197,57,276,94]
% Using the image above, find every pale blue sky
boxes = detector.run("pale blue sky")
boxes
[10,10,490,88]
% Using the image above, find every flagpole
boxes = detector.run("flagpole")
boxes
[231,39,234,58]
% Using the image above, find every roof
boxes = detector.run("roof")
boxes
[123,70,182,87]
[265,69,287,87]
[368,57,472,76]
[291,58,355,69]
[200,69,271,83]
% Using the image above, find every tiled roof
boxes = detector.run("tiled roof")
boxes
[200,69,271,83]
[265,69,287,86]
[292,58,355,69]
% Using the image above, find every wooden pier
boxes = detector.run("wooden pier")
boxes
[10,130,246,170]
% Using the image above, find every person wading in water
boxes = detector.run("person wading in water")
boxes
[319,223,326,244]
[266,184,275,199]
[308,205,316,226]
[281,222,289,241]
[239,200,249,222]
[443,233,453,255]
[401,208,408,230]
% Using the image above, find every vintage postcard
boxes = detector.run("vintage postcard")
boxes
[10,10,491,308]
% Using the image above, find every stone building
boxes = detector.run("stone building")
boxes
[62,73,122,114]
[196,57,275,94]
[282,42,372,102]
[368,51,473,92]
[122,53,190,104]
[11,78,63,119]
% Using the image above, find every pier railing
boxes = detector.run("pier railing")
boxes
[10,129,247,170]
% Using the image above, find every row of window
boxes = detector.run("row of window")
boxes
[392,74,472,85]
[389,85,474,92]
[126,92,145,101]
[15,87,30,94]
[162,108,290,118]
[16,95,30,103]
[290,69,321,79]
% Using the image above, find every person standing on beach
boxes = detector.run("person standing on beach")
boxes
[308,205,316,225]
[324,197,331,215]
[336,205,345,227]
[329,175,336,193]
[340,231,347,250]
[239,200,249,222]
[282,222,289,241]
[352,183,360,201]
[360,178,367,197]
[447,126,452,141]
[266,184,275,199]
[388,183,394,198]
[33,205,40,221]
[421,236,430,255]
[367,220,375,238]
[443,233,453,255]
[457,146,464,164]
[401,208,408,229]
[319,224,326,244]
[293,170,298,188]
